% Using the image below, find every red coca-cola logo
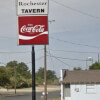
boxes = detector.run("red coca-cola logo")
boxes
[20,24,45,33]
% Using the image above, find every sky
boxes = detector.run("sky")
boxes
[0,0,100,77]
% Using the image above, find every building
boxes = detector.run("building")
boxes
[60,69,100,100]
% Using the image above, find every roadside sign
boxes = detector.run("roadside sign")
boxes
[16,0,49,100]
[17,0,48,16]
[18,16,48,45]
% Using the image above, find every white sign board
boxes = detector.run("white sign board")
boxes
[17,0,48,16]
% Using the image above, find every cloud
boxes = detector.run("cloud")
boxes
[0,0,15,14]
[49,0,100,34]
[0,0,100,74]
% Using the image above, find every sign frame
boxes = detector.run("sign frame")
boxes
[18,16,49,45]
[16,0,48,16]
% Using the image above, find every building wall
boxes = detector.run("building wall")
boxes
[61,84,64,100]
[67,84,100,100]
[60,69,66,100]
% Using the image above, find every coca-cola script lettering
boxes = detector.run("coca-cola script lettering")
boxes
[20,25,45,33]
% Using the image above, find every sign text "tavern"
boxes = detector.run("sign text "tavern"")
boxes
[21,9,45,14]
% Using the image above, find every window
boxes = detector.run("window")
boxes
[65,84,70,88]
[86,84,96,94]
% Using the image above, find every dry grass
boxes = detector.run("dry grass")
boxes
[48,97,60,100]
[0,85,60,93]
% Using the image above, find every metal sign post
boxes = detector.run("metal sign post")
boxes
[14,66,16,94]
[44,45,47,100]
[32,45,36,100]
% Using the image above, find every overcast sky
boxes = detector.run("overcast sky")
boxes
[0,0,100,76]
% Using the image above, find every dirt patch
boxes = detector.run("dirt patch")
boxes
[0,85,60,98]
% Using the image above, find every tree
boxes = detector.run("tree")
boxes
[0,66,10,87]
[5,61,32,88]
[17,62,29,72]
[73,67,82,70]
[47,70,57,80]
[89,62,100,70]
[36,67,58,84]
[6,61,31,78]
[36,67,44,84]
[6,61,17,68]
[17,62,31,79]
[36,67,44,79]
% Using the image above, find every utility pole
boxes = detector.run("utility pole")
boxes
[86,59,88,70]
[98,53,99,63]
[43,20,55,100]
[44,45,47,100]
[32,45,36,100]
[14,66,16,94]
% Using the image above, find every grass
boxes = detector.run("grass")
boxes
[48,97,60,100]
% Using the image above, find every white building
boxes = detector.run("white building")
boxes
[60,69,100,100]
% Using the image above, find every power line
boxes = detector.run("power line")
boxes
[0,62,6,65]
[0,51,31,54]
[48,48,99,54]
[51,0,100,19]
[1,35,99,49]
[47,54,86,62]
[26,56,44,65]
[50,37,99,49]
[36,56,44,61]
[47,46,55,71]
[0,48,43,54]
[47,52,75,68]
[25,62,32,64]
[0,36,16,39]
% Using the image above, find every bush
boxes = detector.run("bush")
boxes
[0,66,10,87]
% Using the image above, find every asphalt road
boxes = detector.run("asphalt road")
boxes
[0,91,60,100]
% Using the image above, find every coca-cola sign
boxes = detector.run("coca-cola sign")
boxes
[18,16,48,45]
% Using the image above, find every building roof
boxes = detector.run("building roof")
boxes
[63,70,100,84]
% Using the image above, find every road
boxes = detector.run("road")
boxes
[0,91,60,100]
